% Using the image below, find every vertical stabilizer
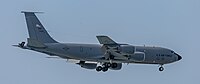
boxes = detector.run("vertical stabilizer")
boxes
[22,11,57,43]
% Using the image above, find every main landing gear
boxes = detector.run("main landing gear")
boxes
[96,63,118,72]
[159,64,164,71]
[96,65,108,72]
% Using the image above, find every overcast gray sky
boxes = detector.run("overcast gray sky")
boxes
[0,0,199,84]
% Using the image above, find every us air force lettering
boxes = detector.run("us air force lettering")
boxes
[14,11,182,72]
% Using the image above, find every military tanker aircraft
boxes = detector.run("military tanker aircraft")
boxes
[14,11,182,72]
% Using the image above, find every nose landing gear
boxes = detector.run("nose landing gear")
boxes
[159,64,164,71]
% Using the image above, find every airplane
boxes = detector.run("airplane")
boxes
[13,11,182,72]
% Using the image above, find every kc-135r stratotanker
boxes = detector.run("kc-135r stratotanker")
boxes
[14,11,182,72]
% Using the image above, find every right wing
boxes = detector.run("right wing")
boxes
[96,35,130,59]
[96,36,118,45]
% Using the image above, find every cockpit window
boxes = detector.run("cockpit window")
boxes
[171,51,174,53]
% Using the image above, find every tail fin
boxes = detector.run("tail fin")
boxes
[22,11,57,43]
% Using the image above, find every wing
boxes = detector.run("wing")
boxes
[96,36,118,45]
[96,35,130,60]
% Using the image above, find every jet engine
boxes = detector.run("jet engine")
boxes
[79,63,97,69]
[129,52,145,62]
[109,63,122,70]
[120,45,135,54]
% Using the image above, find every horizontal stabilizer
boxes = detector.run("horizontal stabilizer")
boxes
[21,11,44,14]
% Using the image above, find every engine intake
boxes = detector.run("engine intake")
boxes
[120,45,135,54]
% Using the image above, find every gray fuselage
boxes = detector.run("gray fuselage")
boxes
[29,43,180,65]
[17,11,182,72]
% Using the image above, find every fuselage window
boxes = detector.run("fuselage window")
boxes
[63,47,69,51]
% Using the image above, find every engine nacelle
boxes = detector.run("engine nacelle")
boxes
[79,63,97,69]
[130,52,145,62]
[109,63,122,70]
[120,45,135,54]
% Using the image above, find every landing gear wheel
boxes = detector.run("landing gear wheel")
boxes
[105,63,111,68]
[159,67,164,71]
[111,63,118,68]
[96,66,102,72]
[102,67,108,72]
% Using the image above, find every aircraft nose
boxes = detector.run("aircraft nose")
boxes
[175,53,182,61]
[177,55,182,60]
